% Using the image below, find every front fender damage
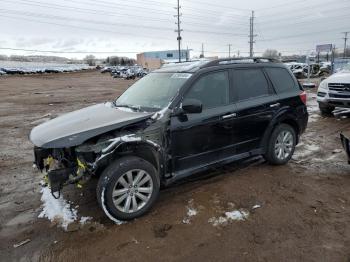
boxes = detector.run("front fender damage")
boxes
[35,115,169,198]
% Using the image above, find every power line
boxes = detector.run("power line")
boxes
[257,4,350,25]
[0,10,247,39]
[0,0,250,33]
[259,26,350,42]
[0,47,141,53]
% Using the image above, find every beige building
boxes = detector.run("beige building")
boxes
[137,49,190,70]
[136,53,162,70]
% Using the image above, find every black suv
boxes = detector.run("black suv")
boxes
[30,58,308,221]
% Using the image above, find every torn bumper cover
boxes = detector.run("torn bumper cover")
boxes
[33,147,88,195]
[340,133,350,164]
[47,167,75,193]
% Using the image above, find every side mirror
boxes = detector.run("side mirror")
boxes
[181,99,202,114]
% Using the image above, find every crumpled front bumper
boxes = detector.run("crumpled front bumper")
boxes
[33,147,86,194]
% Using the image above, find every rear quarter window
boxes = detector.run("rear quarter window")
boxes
[265,67,298,94]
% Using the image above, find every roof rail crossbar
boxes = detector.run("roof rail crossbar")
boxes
[201,57,280,68]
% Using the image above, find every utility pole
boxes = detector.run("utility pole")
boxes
[186,45,189,61]
[200,43,204,58]
[228,44,232,58]
[174,0,183,63]
[342,32,349,58]
[249,10,257,58]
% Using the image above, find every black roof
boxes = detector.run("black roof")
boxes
[154,57,282,73]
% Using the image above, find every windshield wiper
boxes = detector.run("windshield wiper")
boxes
[113,102,140,111]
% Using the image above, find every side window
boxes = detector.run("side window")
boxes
[233,69,269,101]
[265,67,297,93]
[185,71,229,109]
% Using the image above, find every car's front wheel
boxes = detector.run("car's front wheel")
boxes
[97,156,160,221]
[264,124,296,165]
[318,102,335,116]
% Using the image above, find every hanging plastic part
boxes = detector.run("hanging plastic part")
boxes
[51,188,61,199]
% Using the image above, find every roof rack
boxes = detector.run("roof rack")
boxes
[201,57,280,68]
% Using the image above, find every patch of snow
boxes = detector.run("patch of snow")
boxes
[104,101,113,108]
[187,208,198,217]
[100,188,124,225]
[293,142,320,160]
[252,204,261,210]
[182,199,198,224]
[38,186,78,230]
[151,103,170,120]
[208,209,249,226]
[146,139,160,149]
[79,216,92,225]
[208,216,228,227]
[116,106,135,113]
[225,210,249,221]
[101,134,142,154]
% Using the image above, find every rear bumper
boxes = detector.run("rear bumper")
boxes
[340,133,350,164]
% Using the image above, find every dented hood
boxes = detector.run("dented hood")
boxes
[29,103,153,148]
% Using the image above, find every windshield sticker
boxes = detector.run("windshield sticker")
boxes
[171,73,192,79]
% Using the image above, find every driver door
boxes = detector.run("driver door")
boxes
[170,70,237,173]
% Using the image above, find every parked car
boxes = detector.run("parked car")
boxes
[120,68,136,80]
[100,66,112,73]
[30,58,308,221]
[317,70,350,114]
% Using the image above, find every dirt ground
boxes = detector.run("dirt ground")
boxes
[0,71,350,262]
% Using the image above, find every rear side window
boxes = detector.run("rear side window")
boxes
[185,71,229,109]
[265,67,297,93]
[233,69,269,101]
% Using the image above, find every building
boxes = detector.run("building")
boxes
[137,49,190,70]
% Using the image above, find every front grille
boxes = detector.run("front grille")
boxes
[328,83,350,91]
[329,93,350,99]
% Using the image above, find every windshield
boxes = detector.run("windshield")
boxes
[114,72,191,111]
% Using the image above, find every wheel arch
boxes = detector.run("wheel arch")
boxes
[96,140,165,180]
[261,112,300,151]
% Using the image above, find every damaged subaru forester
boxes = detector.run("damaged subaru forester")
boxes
[30,58,308,221]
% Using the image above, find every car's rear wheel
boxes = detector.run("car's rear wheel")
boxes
[318,102,335,116]
[264,124,296,165]
[97,156,160,221]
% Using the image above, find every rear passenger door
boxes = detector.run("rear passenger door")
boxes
[264,67,303,109]
[231,68,280,153]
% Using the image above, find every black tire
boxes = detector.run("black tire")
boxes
[96,156,160,221]
[264,124,296,165]
[318,102,334,116]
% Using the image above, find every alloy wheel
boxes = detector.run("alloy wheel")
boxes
[112,169,153,213]
[274,130,294,160]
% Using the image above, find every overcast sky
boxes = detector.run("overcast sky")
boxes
[0,0,349,59]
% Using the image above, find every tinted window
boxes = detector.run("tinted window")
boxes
[185,71,229,109]
[233,69,269,101]
[265,67,296,93]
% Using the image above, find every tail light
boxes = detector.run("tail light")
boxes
[299,91,307,105]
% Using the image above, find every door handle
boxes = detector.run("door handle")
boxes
[270,103,280,108]
[222,113,237,119]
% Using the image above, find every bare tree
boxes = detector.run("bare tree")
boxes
[85,55,96,66]
[263,49,279,59]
